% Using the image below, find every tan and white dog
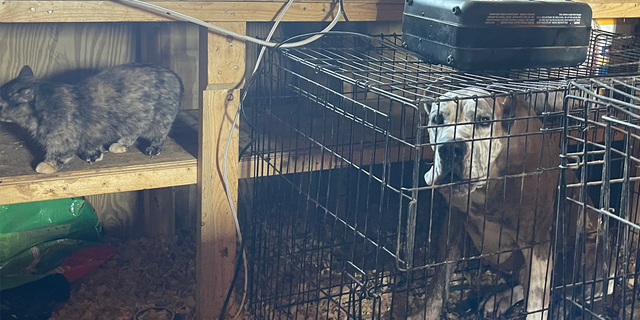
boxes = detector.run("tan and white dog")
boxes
[408,87,606,320]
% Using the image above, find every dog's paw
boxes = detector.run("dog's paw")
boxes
[145,146,162,157]
[109,143,128,153]
[35,162,58,174]
[482,285,524,319]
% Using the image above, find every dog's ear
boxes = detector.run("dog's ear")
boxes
[420,98,434,114]
[502,95,517,117]
[18,65,34,78]
[501,94,522,131]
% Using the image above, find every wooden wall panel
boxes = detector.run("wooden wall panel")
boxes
[86,192,142,238]
[0,22,136,83]
[139,22,201,110]
[175,184,199,231]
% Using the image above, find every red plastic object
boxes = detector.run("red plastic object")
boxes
[57,245,116,283]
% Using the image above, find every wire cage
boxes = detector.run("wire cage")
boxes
[240,28,640,320]
[555,77,640,320]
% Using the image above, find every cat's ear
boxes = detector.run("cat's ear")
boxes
[18,66,34,78]
[14,88,34,103]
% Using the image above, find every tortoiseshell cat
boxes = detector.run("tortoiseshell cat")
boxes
[0,63,184,173]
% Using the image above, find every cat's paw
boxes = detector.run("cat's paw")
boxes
[36,162,58,174]
[145,146,162,157]
[83,152,104,163]
[109,143,128,153]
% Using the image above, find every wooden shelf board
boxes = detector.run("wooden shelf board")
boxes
[0,1,403,23]
[0,111,201,205]
[0,1,637,24]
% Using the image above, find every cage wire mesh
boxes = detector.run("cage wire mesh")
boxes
[555,77,640,320]
[240,29,640,320]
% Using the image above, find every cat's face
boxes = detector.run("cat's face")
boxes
[0,66,36,124]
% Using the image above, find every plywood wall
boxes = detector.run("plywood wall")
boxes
[139,22,202,110]
[0,22,137,84]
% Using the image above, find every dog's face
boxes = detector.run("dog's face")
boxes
[424,88,514,197]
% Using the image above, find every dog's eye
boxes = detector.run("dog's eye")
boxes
[477,116,491,127]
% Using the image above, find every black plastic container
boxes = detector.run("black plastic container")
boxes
[402,0,593,71]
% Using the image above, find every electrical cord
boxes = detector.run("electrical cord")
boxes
[338,0,349,22]
[116,0,344,49]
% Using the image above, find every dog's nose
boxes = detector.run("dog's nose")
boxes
[438,140,466,163]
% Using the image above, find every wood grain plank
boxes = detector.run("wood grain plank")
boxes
[197,20,244,320]
[139,22,201,110]
[589,3,640,18]
[579,0,640,3]
[86,192,142,238]
[0,22,137,90]
[8,0,401,2]
[0,2,404,23]
[0,160,197,205]
[2,1,637,22]
[207,22,246,87]
[198,89,240,320]
[175,184,198,231]
[143,187,177,236]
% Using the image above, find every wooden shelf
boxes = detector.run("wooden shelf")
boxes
[0,111,201,205]
[0,1,403,23]
[0,0,637,24]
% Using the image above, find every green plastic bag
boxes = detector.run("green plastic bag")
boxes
[0,238,99,290]
[0,197,102,262]
[0,197,103,290]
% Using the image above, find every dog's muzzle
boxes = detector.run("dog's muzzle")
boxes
[424,139,475,196]
[438,139,466,183]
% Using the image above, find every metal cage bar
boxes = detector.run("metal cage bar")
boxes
[556,77,640,320]
[242,29,640,320]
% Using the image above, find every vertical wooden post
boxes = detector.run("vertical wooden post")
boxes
[197,22,246,320]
